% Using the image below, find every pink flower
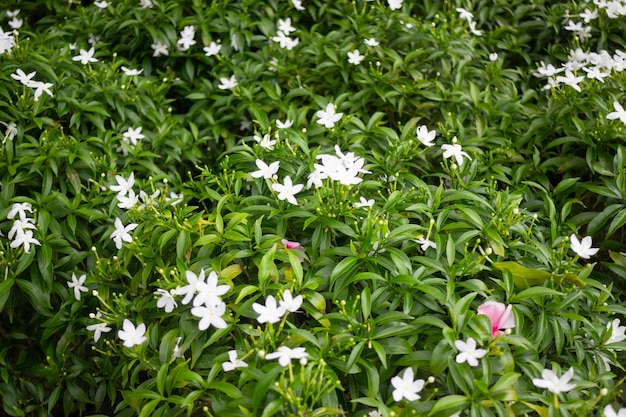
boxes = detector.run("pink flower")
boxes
[477,301,515,337]
[282,239,305,262]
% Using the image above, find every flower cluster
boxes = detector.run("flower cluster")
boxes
[0,25,15,55]
[308,145,370,187]
[5,9,21,29]
[253,290,302,324]
[173,270,229,330]
[456,7,482,36]
[6,202,40,253]
[272,18,299,50]
[10,69,54,100]
[177,25,196,51]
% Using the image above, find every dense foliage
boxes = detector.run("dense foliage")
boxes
[2,0,626,416]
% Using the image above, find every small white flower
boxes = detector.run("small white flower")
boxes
[67,273,88,301]
[279,290,303,313]
[151,41,169,57]
[364,38,379,47]
[455,337,487,367]
[72,47,98,65]
[271,176,304,205]
[121,66,143,76]
[253,295,286,324]
[291,0,305,11]
[93,0,110,9]
[155,289,178,313]
[203,41,221,56]
[489,52,498,61]
[191,301,228,330]
[110,218,138,250]
[315,103,343,129]
[118,319,147,348]
[604,405,626,417]
[278,18,296,34]
[532,367,576,394]
[606,319,626,344]
[265,346,308,366]
[276,119,293,129]
[441,142,470,165]
[250,159,280,179]
[391,368,424,401]
[388,0,403,10]
[218,75,238,90]
[416,125,436,147]
[123,127,145,146]
[172,336,184,358]
[416,237,436,251]
[607,102,626,125]
[222,350,248,371]
[109,172,135,196]
[348,49,364,65]
[10,230,40,253]
[7,202,33,220]
[86,312,111,342]
[354,196,374,208]
[569,234,599,259]
[253,133,276,150]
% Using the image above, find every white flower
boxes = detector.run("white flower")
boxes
[391,368,424,401]
[121,66,143,76]
[30,81,54,100]
[348,49,364,65]
[68,273,88,301]
[279,290,303,313]
[354,196,374,208]
[291,0,305,11]
[455,337,487,367]
[177,25,196,51]
[2,121,17,141]
[604,405,626,417]
[307,169,327,188]
[172,336,184,359]
[203,41,221,56]
[94,0,110,8]
[10,69,37,86]
[278,18,296,34]
[253,133,276,150]
[0,27,16,55]
[117,189,138,209]
[139,0,153,8]
[172,270,205,305]
[6,10,20,18]
[416,237,436,251]
[607,102,626,124]
[265,346,308,366]
[272,31,300,50]
[110,218,138,250]
[222,350,248,371]
[416,125,436,147]
[218,75,238,90]
[315,103,343,129]
[109,172,135,196]
[10,230,40,253]
[569,234,599,259]
[123,127,145,146]
[489,53,499,61]
[456,8,474,21]
[118,319,147,348]
[250,159,280,179]
[606,319,626,344]
[166,192,183,206]
[364,38,379,47]
[388,0,403,10]
[86,313,111,342]
[441,142,471,165]
[192,271,229,307]
[468,20,482,36]
[191,301,228,330]
[151,41,169,57]
[155,289,178,313]
[7,202,33,220]
[368,411,382,417]
[253,295,286,324]
[532,367,576,394]
[271,176,304,205]
[72,47,98,65]
[276,119,293,129]
[7,17,21,29]
[8,218,36,240]
[555,70,585,93]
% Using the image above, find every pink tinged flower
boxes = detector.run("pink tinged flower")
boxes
[250,159,280,179]
[86,313,111,342]
[604,405,626,417]
[391,368,424,402]
[173,270,205,305]
[72,47,98,65]
[192,271,229,307]
[416,125,436,147]
[155,289,177,313]
[607,101,626,124]
[265,346,308,366]
[191,301,228,330]
[68,273,88,301]
[455,337,487,367]
[222,350,248,371]
[118,319,147,347]
[110,218,138,250]
[253,295,286,324]
[477,301,515,337]
[569,234,599,259]
[532,367,576,394]
[109,172,135,196]
[315,103,343,128]
[271,176,304,205]
[279,289,303,313]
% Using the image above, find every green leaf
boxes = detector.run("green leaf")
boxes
[0,278,14,313]
[429,395,469,415]
[509,287,563,303]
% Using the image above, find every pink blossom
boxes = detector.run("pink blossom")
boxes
[282,239,305,262]
[477,301,515,337]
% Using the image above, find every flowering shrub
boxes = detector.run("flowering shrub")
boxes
[2,0,626,416]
